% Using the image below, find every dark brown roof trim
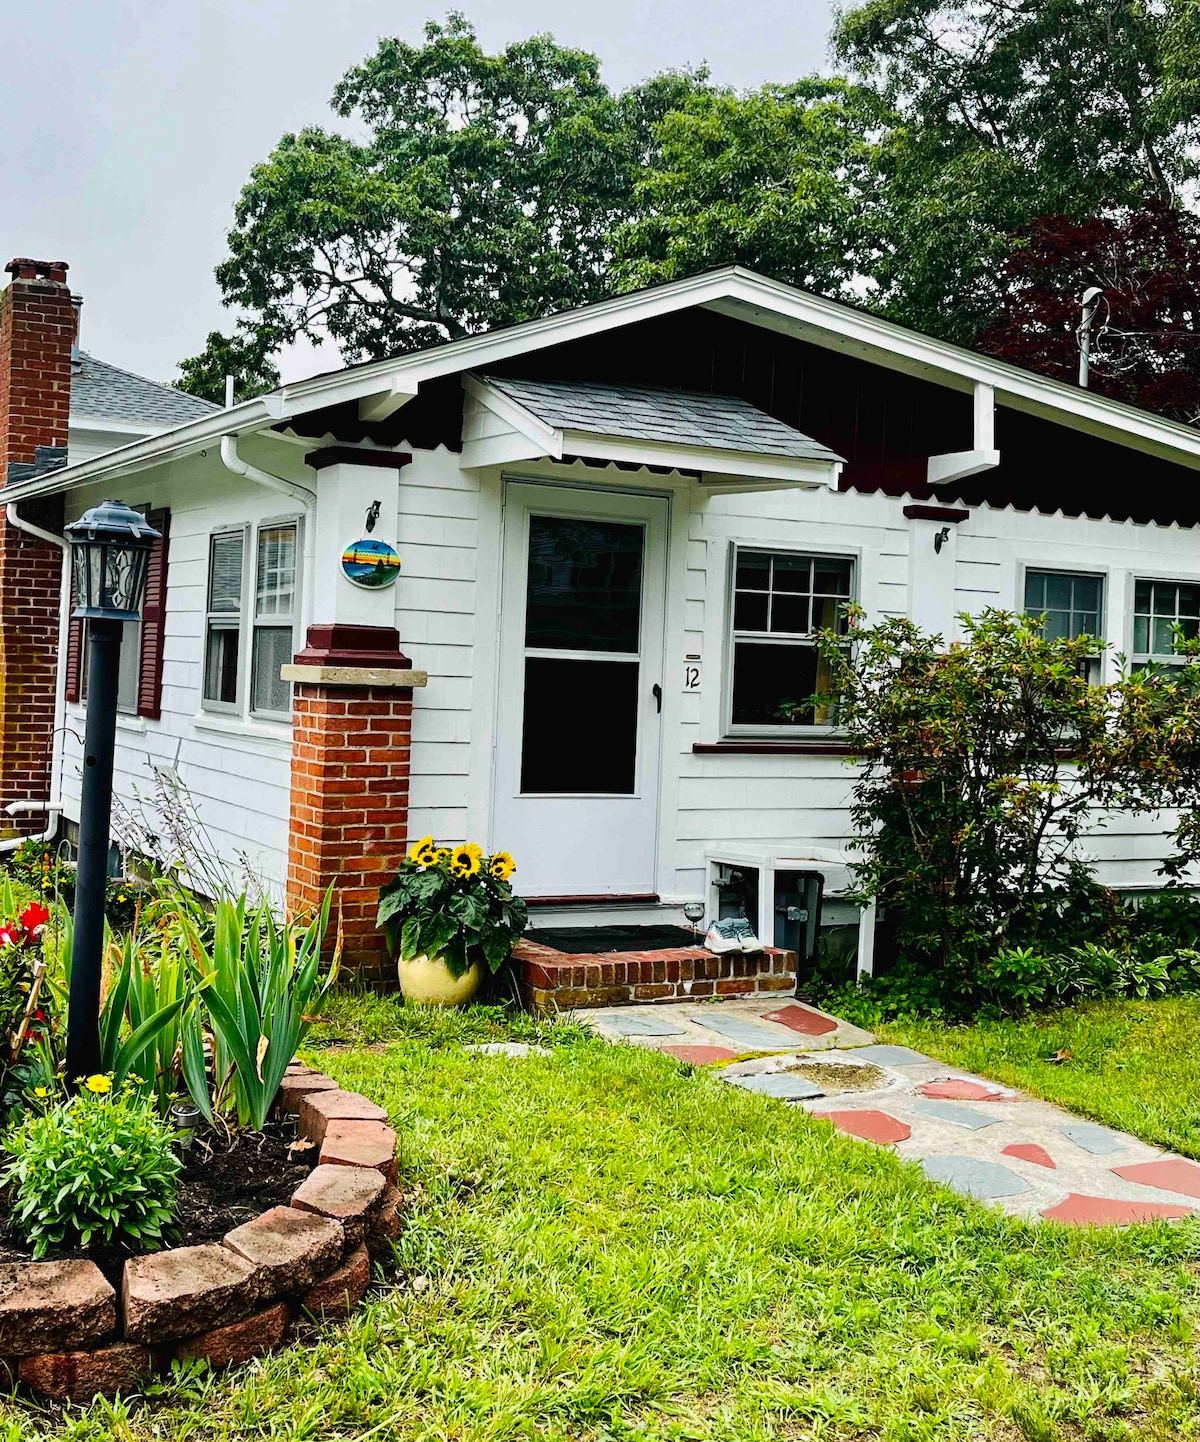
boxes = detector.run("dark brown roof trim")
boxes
[902,504,971,523]
[305,446,413,472]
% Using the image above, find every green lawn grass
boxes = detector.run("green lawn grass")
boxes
[8,998,1200,1441]
[885,996,1200,1159]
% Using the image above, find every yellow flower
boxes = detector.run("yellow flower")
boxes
[488,851,516,881]
[33,1086,48,1099]
[407,834,437,866]
[448,842,482,878]
[434,848,451,865]
[83,1074,112,1094]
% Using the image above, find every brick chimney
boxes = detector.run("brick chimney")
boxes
[0,258,73,831]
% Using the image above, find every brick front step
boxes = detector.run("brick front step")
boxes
[515,939,797,1012]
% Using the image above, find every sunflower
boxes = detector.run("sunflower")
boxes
[408,834,439,867]
[488,851,516,881]
[448,842,483,878]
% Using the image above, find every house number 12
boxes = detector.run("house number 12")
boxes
[683,662,702,692]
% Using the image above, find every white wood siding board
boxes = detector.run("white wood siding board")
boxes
[407,808,468,842]
[413,676,473,712]
[679,777,855,807]
[677,811,853,842]
[395,577,475,613]
[410,742,471,776]
[411,709,471,743]
[408,773,469,809]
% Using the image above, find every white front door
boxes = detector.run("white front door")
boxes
[493,482,668,898]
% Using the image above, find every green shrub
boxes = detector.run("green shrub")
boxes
[1,1083,180,1257]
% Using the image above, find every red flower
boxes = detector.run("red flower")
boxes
[0,926,17,949]
[19,902,49,937]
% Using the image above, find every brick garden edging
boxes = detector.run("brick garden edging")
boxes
[0,1061,401,1402]
[516,938,798,1012]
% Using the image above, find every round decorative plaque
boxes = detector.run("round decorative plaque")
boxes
[341,538,401,590]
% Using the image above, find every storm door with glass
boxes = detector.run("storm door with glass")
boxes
[493,483,667,898]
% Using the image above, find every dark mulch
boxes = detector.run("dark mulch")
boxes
[0,1119,314,1287]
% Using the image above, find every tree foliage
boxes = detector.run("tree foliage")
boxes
[614,80,886,299]
[186,13,705,371]
[832,0,1199,340]
[174,326,280,405]
[976,205,1200,424]
[815,609,1200,979]
[182,3,1200,424]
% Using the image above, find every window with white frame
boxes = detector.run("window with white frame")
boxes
[203,530,246,710]
[728,548,853,730]
[1023,570,1103,642]
[1133,578,1200,668]
[250,524,298,717]
[203,523,300,717]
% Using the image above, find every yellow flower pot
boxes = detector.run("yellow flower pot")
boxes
[396,952,482,1007]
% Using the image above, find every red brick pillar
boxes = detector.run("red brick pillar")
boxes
[284,626,427,987]
[0,259,74,830]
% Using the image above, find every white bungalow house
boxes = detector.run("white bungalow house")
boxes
[3,260,1200,997]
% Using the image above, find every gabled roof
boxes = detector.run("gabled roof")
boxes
[71,353,221,430]
[486,377,840,462]
[9,265,1200,502]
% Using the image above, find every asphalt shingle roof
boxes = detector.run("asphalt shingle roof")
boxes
[71,353,221,430]
[486,376,842,463]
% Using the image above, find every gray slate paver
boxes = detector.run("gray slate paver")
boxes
[603,1012,686,1037]
[700,1015,799,1050]
[844,1044,931,1066]
[910,1098,1001,1131]
[725,1072,824,1100]
[920,1156,1030,1200]
[1060,1124,1127,1155]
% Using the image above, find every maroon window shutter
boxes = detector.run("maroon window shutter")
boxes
[136,507,170,720]
[64,619,83,704]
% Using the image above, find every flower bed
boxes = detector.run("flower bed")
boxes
[0,1062,401,1402]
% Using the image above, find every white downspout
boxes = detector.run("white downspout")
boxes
[218,434,318,632]
[1,504,69,851]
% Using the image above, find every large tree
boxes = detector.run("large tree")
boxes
[832,0,1200,340]
[614,79,887,301]
[180,14,705,377]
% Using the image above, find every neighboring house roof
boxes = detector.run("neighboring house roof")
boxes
[71,352,221,430]
[485,376,840,462]
[10,265,1200,502]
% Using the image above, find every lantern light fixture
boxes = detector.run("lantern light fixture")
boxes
[64,499,159,622]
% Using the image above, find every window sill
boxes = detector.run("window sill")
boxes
[694,740,859,756]
[115,714,147,735]
[192,713,291,746]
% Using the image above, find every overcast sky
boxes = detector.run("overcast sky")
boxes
[3,1,835,386]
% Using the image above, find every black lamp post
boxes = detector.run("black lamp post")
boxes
[63,500,159,1082]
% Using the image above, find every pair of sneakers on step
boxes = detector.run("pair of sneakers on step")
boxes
[704,916,764,954]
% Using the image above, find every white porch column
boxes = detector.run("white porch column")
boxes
[903,503,969,642]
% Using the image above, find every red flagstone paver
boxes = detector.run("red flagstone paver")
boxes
[1040,1193,1195,1226]
[1002,1143,1057,1169]
[760,1003,838,1037]
[1111,1158,1200,1199]
[918,1079,1013,1102]
[661,1045,738,1065]
[813,1110,911,1145]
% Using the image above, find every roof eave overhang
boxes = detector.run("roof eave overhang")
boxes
[11,263,1200,503]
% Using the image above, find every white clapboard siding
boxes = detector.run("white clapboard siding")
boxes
[59,457,297,894]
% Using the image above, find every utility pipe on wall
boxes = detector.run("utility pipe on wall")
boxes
[1,503,71,853]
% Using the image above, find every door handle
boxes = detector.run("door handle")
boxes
[652,683,662,713]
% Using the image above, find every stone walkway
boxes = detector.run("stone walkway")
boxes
[579,998,1199,1226]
